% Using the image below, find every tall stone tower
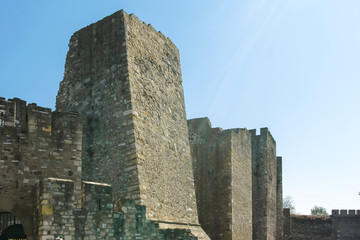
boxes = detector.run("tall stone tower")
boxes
[56,10,209,238]
[250,128,283,240]
[188,118,253,240]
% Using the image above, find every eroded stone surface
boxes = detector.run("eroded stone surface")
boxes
[55,9,208,239]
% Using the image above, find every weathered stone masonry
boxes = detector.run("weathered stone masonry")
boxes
[188,118,252,240]
[0,9,311,240]
[283,209,360,240]
[249,128,282,240]
[56,10,208,239]
[0,97,82,239]
[1,10,210,240]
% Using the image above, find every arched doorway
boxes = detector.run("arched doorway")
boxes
[0,210,26,240]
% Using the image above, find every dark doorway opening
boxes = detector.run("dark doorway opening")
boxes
[0,211,26,240]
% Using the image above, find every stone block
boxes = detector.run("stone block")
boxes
[42,205,54,215]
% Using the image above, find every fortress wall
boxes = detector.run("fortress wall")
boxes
[192,130,233,240]
[250,128,277,240]
[286,215,333,240]
[276,156,283,240]
[332,210,360,239]
[188,118,252,240]
[124,12,199,224]
[187,118,222,201]
[35,178,117,240]
[231,129,252,240]
[0,97,82,237]
[284,210,360,240]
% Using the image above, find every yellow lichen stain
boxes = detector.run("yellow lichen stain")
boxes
[42,125,52,133]
[117,199,126,212]
[41,205,53,215]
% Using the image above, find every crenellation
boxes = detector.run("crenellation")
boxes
[332,209,340,215]
[0,97,83,238]
[250,127,276,144]
[250,127,278,240]
[331,209,360,216]
[0,98,26,128]
[284,209,360,240]
[340,209,348,215]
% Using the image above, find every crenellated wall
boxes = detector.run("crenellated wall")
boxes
[284,209,360,240]
[0,97,82,239]
[0,8,295,240]
[332,210,360,239]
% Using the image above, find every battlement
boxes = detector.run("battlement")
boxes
[0,97,83,218]
[332,209,360,216]
[285,209,360,239]
[0,97,26,128]
[0,97,81,136]
[249,127,276,144]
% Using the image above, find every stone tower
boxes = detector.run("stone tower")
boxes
[188,118,253,240]
[250,128,283,240]
[56,10,209,238]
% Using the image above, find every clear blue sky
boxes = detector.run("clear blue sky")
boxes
[1,1,360,214]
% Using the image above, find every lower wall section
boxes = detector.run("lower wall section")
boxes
[34,178,204,240]
[120,201,201,240]
[285,215,332,240]
[332,210,360,239]
[284,209,360,240]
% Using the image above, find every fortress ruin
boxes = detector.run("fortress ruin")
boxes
[0,9,359,240]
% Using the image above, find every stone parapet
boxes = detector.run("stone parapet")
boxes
[332,209,360,216]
